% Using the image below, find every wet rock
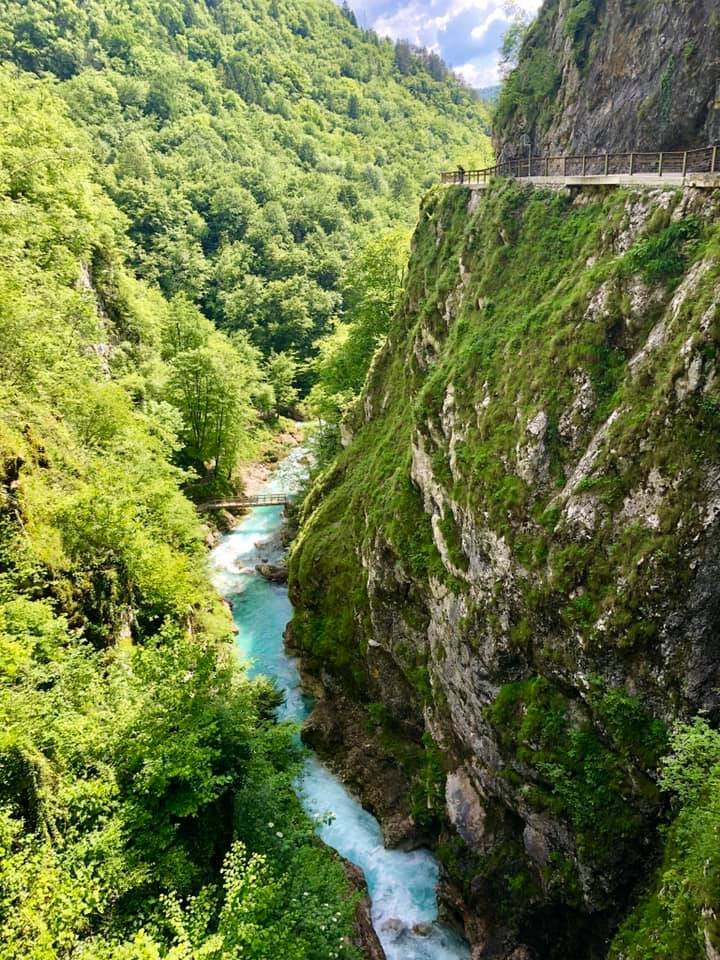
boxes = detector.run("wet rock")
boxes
[445,769,487,850]
[220,598,239,635]
[380,917,406,940]
[302,695,429,851]
[255,563,288,583]
[204,527,219,549]
[382,813,420,850]
[412,922,433,937]
[215,508,239,532]
[254,531,284,554]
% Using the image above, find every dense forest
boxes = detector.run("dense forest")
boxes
[0,0,490,393]
[0,1,491,957]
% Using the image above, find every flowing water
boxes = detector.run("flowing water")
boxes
[210,448,470,960]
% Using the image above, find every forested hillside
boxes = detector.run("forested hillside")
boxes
[0,0,490,384]
[0,64,368,960]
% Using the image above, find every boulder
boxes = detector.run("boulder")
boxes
[255,563,288,583]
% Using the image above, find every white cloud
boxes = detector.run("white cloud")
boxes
[361,0,541,87]
[470,9,507,42]
[454,59,502,89]
[373,0,496,44]
[344,0,542,89]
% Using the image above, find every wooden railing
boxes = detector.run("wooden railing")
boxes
[441,146,719,185]
[197,493,292,513]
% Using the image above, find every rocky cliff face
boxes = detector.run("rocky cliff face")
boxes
[495,0,720,158]
[289,180,720,958]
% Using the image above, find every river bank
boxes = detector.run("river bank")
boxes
[239,420,305,497]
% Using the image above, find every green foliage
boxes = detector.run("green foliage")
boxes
[266,352,301,417]
[166,338,255,491]
[563,0,600,69]
[486,678,665,865]
[0,0,490,369]
[610,719,720,960]
[495,5,562,134]
[500,20,530,72]
[309,228,409,421]
[622,216,701,284]
[0,66,358,959]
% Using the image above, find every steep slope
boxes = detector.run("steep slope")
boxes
[495,0,720,158]
[0,66,360,960]
[289,180,720,958]
[0,0,490,370]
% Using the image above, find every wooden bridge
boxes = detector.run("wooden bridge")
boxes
[442,145,720,189]
[197,493,293,513]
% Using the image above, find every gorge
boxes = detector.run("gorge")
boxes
[211,446,471,959]
[1,0,719,958]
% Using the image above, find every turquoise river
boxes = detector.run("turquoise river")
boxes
[210,447,470,960]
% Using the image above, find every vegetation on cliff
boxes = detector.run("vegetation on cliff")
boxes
[290,179,720,957]
[611,718,720,959]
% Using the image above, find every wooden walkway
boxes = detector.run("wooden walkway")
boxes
[197,493,292,513]
[442,146,720,189]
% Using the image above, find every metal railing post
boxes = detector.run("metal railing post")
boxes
[562,156,567,177]
[629,152,634,175]
[658,152,663,176]
[604,152,609,176]
[582,155,587,176]
[682,151,688,177]
[712,145,718,174]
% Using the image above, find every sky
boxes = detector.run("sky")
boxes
[343,0,542,89]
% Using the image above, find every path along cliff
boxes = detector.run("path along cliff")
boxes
[288,179,720,959]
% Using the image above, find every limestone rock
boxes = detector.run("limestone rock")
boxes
[495,0,720,157]
[343,860,387,960]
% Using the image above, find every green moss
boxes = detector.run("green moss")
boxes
[622,216,701,285]
[437,510,469,572]
[487,678,665,865]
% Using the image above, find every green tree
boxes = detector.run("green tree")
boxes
[266,351,300,416]
[167,339,253,488]
[309,228,408,421]
[0,0,490,367]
